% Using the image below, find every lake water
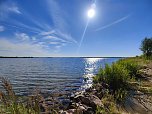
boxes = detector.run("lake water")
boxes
[0,58,119,96]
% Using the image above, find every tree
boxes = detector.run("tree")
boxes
[140,37,152,57]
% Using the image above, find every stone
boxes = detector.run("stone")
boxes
[60,111,68,114]
[67,109,81,114]
[74,94,103,109]
[78,105,86,111]
[89,95,103,109]
[59,110,64,113]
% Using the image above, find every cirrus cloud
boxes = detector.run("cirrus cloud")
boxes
[0,25,5,32]
[0,38,58,57]
[0,0,21,20]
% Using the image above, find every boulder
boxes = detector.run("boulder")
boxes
[74,94,103,109]
[89,95,103,109]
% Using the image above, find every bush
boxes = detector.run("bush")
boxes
[95,93,119,114]
[117,59,140,79]
[93,58,144,102]
[94,63,129,93]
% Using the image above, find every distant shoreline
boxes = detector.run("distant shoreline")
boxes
[0,56,127,58]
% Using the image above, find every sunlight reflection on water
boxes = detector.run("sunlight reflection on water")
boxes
[0,58,119,96]
[80,58,103,91]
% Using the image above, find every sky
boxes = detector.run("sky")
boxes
[0,0,152,57]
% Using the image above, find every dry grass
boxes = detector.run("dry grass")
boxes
[0,77,60,114]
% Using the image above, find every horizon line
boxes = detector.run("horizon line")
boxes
[0,56,136,58]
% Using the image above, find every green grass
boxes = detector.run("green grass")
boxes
[94,62,130,101]
[117,58,140,79]
[94,56,152,113]
[95,93,120,114]
[93,57,148,102]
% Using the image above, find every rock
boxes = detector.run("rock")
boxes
[74,94,103,109]
[78,105,86,111]
[46,101,53,105]
[74,95,90,105]
[66,109,82,114]
[142,65,148,69]
[135,90,144,95]
[39,103,45,112]
[59,110,64,113]
[68,102,76,109]
[39,103,48,112]
[62,99,71,108]
[84,108,94,114]
[85,88,92,92]
[60,111,68,114]
[89,95,103,109]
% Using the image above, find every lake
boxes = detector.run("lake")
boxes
[0,57,119,96]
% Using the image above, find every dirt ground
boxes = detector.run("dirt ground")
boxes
[122,61,152,114]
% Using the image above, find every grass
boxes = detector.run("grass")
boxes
[94,56,152,113]
[96,93,120,114]
[0,56,151,114]
[0,77,60,114]
[94,62,130,102]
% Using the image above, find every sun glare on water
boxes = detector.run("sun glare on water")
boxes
[85,58,102,64]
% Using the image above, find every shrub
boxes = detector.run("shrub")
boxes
[96,94,119,114]
[117,59,140,79]
[93,59,142,102]
[94,63,129,93]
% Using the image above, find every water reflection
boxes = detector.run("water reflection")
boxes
[85,58,102,64]
[81,58,103,91]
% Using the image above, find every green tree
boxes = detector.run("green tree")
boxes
[140,37,152,57]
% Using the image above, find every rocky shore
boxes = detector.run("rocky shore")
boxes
[59,86,105,114]
[57,61,152,114]
[0,58,151,114]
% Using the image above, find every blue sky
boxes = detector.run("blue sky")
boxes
[0,0,152,57]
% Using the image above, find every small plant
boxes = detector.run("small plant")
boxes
[93,58,143,103]
[94,63,129,93]
[96,94,119,114]
[0,77,60,114]
[117,59,140,79]
[114,88,128,102]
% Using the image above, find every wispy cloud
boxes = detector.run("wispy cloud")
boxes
[56,30,77,44]
[95,14,130,31]
[0,0,21,20]
[0,38,52,57]
[0,22,41,34]
[46,0,68,31]
[7,5,21,14]
[40,30,55,36]
[12,31,70,54]
[0,25,5,32]
[0,0,77,56]
[44,35,65,42]
[15,32,30,41]
[40,29,77,44]
[44,0,77,44]
[49,42,60,45]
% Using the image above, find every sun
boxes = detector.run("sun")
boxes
[87,8,95,18]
